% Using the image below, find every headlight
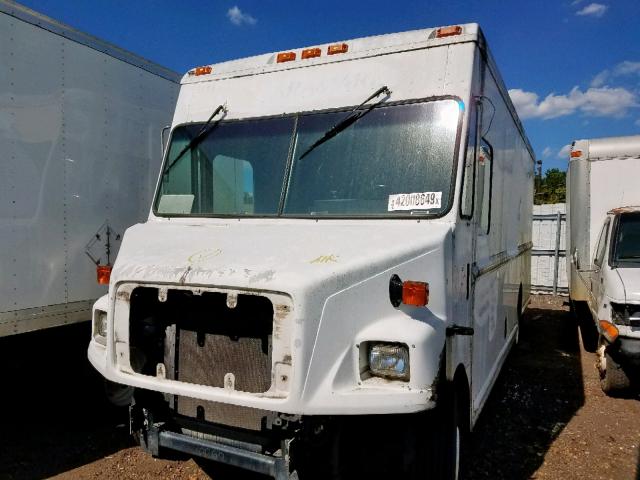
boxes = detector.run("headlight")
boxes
[94,310,107,344]
[369,343,410,380]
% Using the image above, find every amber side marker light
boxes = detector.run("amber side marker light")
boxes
[599,320,619,343]
[327,43,348,55]
[436,26,463,38]
[302,47,321,59]
[277,52,296,63]
[389,274,429,307]
[570,150,582,158]
[97,265,112,285]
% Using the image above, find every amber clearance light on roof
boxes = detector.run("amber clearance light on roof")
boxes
[188,65,213,76]
[327,43,349,55]
[277,51,297,63]
[302,47,322,60]
[570,150,583,158]
[436,25,463,38]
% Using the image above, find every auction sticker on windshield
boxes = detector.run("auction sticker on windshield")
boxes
[388,192,442,211]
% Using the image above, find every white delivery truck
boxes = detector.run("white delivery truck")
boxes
[567,135,640,394]
[0,0,179,337]
[88,24,534,479]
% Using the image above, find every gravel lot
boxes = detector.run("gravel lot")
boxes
[0,295,638,480]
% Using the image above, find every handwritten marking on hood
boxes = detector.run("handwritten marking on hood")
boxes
[310,254,339,264]
[187,248,223,265]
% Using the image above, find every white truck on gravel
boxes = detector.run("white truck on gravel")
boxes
[567,135,640,395]
[88,23,534,479]
[0,0,179,337]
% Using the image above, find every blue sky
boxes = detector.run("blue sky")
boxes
[19,0,640,171]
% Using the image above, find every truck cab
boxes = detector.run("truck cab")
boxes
[587,208,640,393]
[88,23,534,479]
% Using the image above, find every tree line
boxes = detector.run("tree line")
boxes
[534,168,566,205]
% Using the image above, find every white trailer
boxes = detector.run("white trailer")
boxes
[88,24,534,479]
[0,0,179,336]
[567,135,640,394]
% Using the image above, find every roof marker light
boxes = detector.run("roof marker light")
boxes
[277,52,296,63]
[327,43,348,55]
[302,47,322,59]
[436,26,463,38]
[188,65,213,76]
[570,150,582,158]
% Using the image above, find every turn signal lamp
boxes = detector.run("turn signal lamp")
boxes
[277,52,296,63]
[389,274,429,307]
[97,265,112,285]
[599,320,619,343]
[436,26,463,38]
[570,150,582,158]
[327,43,349,55]
[302,47,322,59]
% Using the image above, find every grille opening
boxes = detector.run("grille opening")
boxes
[129,287,274,396]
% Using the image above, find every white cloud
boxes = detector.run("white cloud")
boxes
[635,119,640,127]
[615,61,640,76]
[509,86,637,120]
[542,147,553,158]
[227,6,257,26]
[590,69,610,87]
[576,3,608,17]
[571,0,584,4]
[591,61,640,87]
[557,145,572,159]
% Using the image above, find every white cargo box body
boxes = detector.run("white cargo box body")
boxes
[567,135,640,301]
[0,1,180,336]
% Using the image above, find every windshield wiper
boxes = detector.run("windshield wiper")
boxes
[298,86,391,160]
[164,103,228,174]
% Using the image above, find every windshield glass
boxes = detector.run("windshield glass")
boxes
[155,99,461,217]
[613,213,640,266]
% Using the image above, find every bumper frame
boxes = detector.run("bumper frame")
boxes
[140,420,293,480]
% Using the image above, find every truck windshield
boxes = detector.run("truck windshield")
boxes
[155,99,461,217]
[612,213,640,266]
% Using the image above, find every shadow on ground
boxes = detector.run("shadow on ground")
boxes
[466,302,585,479]
[0,322,133,480]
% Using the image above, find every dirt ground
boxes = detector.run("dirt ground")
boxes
[0,295,638,480]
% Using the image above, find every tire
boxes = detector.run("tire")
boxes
[414,386,466,480]
[600,349,631,395]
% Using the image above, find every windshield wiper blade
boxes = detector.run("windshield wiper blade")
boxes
[298,86,391,160]
[164,103,228,174]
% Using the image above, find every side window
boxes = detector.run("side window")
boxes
[477,140,493,234]
[460,105,478,218]
[593,218,610,267]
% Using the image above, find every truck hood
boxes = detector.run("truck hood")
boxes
[111,220,451,296]
[616,268,640,303]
